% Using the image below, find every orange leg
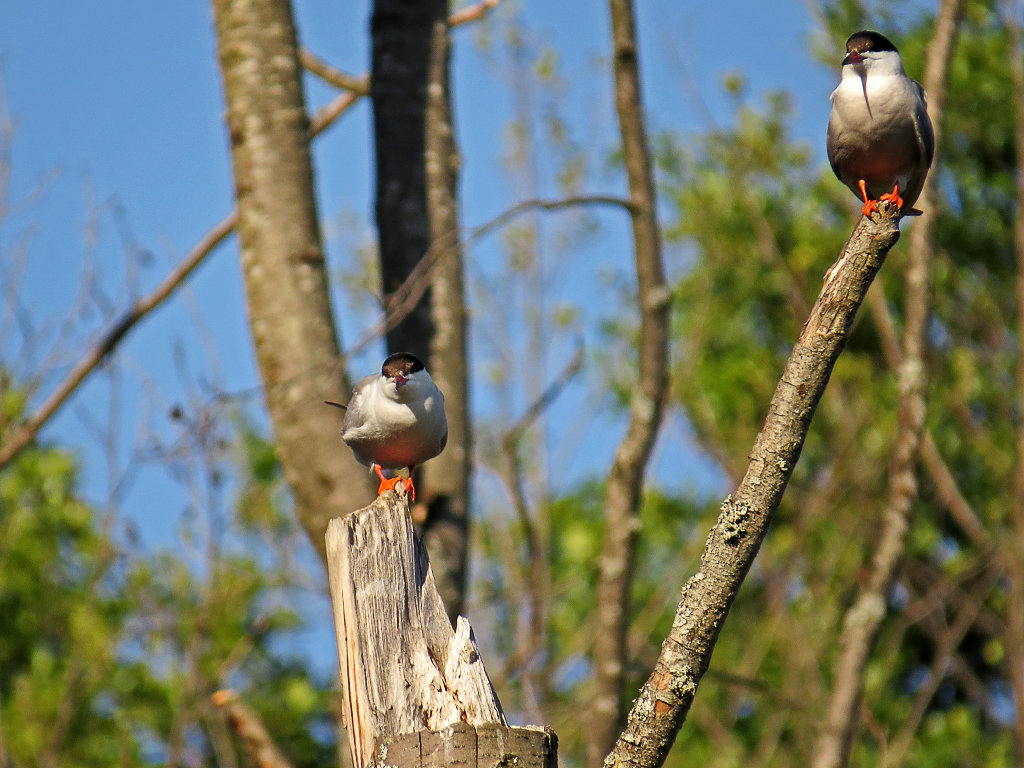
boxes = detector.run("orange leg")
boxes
[373,464,417,501]
[878,183,904,210]
[858,179,880,217]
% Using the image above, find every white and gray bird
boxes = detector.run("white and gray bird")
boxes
[827,30,934,217]
[329,352,447,501]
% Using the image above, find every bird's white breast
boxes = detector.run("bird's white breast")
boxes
[342,377,447,469]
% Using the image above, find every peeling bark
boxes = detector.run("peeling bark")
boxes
[326,492,557,768]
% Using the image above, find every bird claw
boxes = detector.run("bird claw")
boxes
[373,464,416,501]
[858,179,908,218]
[377,476,415,500]
[859,181,904,218]
[878,188,905,210]
[857,179,880,218]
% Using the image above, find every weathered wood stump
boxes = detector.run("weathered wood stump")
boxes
[326,490,557,768]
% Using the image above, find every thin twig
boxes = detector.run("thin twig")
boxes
[884,571,998,767]
[449,0,502,27]
[501,337,584,723]
[300,49,370,95]
[0,212,236,468]
[867,286,992,550]
[343,195,633,364]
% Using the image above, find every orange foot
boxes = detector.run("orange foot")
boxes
[858,179,880,217]
[373,464,417,501]
[878,183,904,210]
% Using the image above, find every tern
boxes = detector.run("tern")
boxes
[328,352,447,501]
[827,30,934,217]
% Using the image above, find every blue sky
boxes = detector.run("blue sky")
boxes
[0,0,845,552]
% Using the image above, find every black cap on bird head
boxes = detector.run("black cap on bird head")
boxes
[843,30,899,65]
[381,352,426,380]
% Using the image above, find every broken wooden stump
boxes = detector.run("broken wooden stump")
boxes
[326,490,557,768]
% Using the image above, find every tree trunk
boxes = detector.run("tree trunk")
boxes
[326,491,557,768]
[422,10,472,622]
[589,0,671,763]
[371,0,471,621]
[210,0,371,567]
[370,0,445,363]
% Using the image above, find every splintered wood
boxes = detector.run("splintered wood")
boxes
[327,491,557,768]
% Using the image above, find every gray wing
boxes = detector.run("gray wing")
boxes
[826,115,843,182]
[341,374,377,436]
[913,80,935,169]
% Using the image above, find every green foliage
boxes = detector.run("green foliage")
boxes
[0,411,335,767]
[645,4,1022,765]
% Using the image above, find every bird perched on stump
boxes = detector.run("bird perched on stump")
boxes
[328,352,447,502]
[827,30,934,218]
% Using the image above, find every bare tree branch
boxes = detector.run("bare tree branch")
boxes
[590,0,671,763]
[211,690,296,768]
[867,286,993,551]
[343,194,633,364]
[603,202,904,768]
[811,6,962,766]
[0,212,237,468]
[300,49,370,95]
[885,570,998,767]
[448,0,501,27]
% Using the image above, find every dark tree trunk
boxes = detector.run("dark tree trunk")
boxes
[370,0,470,621]
[370,0,446,363]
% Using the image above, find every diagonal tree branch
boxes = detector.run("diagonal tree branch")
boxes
[811,6,962,766]
[603,202,903,768]
[211,690,296,768]
[0,88,365,472]
[300,49,370,94]
[0,213,236,469]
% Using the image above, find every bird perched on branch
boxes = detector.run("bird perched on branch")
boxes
[827,30,934,218]
[328,352,447,502]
